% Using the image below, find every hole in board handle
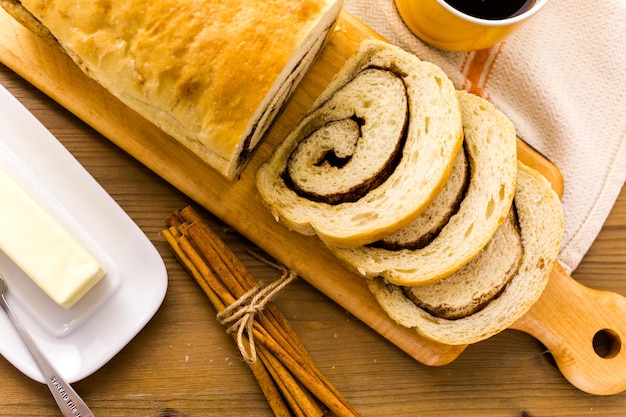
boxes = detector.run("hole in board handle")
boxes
[592,329,621,359]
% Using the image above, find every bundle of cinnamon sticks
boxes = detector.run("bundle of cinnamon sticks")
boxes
[163,206,360,417]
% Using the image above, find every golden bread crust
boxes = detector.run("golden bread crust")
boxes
[14,0,341,178]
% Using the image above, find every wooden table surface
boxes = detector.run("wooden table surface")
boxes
[1,61,626,416]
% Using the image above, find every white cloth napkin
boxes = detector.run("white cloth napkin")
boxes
[344,0,626,274]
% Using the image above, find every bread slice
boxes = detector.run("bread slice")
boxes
[4,0,343,179]
[256,39,463,247]
[403,210,522,320]
[367,162,564,345]
[371,147,469,252]
[330,91,518,285]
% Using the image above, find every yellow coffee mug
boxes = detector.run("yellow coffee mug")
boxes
[395,0,549,51]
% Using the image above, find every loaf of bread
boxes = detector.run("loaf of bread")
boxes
[367,162,564,345]
[330,91,518,286]
[256,39,463,247]
[2,0,343,179]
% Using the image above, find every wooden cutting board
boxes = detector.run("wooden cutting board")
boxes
[2,8,626,396]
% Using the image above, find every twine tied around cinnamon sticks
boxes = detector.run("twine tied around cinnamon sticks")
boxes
[217,267,297,364]
[163,206,360,417]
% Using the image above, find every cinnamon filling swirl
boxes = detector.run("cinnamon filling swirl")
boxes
[371,144,470,250]
[282,68,409,204]
[402,206,523,320]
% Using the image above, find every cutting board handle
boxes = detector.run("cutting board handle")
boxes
[512,263,626,395]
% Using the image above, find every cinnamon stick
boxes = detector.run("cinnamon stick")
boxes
[163,227,292,417]
[164,206,360,417]
[258,345,325,417]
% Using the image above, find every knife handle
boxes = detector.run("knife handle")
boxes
[511,262,626,395]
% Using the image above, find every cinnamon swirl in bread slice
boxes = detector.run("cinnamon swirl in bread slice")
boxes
[403,210,522,320]
[2,0,343,179]
[330,91,518,285]
[367,162,564,345]
[256,39,463,247]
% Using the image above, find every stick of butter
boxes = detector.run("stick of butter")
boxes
[0,167,105,308]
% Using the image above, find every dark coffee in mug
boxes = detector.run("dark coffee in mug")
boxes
[444,0,536,20]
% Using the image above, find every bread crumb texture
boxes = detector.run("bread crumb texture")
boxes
[330,90,518,286]
[368,162,563,345]
[256,39,463,247]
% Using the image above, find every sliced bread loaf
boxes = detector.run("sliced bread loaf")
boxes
[367,162,564,345]
[255,38,463,247]
[330,91,518,285]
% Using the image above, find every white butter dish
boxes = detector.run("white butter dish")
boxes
[0,83,167,383]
